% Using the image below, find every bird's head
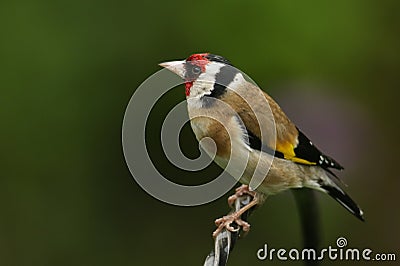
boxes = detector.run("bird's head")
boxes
[159,53,236,99]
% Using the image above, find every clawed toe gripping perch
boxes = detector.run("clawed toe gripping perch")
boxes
[204,185,259,266]
[212,185,259,238]
[203,187,321,266]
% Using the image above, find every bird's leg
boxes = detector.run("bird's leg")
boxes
[213,188,260,238]
[227,184,256,207]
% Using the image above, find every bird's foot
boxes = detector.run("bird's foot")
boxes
[213,189,260,238]
[228,185,256,207]
[212,212,251,238]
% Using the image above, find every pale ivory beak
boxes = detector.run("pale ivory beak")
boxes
[159,60,185,79]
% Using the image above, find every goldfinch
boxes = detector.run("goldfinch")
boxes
[159,53,364,236]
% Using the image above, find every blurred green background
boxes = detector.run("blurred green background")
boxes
[1,0,399,265]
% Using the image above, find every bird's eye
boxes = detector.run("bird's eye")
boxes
[192,66,201,74]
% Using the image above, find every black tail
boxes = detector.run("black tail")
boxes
[321,185,364,221]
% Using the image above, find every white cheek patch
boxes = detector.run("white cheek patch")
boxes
[204,62,226,77]
[189,81,214,98]
[188,62,225,98]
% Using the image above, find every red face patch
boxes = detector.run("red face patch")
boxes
[184,53,210,96]
[185,82,193,96]
[186,53,208,61]
[186,53,209,72]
